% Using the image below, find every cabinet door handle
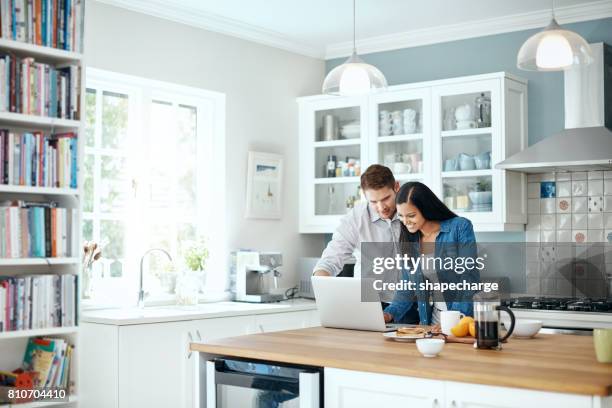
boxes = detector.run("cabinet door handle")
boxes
[431,398,438,408]
[196,329,202,341]
[258,324,265,333]
[187,331,193,359]
[450,401,461,408]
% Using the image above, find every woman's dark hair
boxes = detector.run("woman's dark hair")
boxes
[396,182,457,243]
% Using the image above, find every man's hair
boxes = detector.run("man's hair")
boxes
[360,164,395,191]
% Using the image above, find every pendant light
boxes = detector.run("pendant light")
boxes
[517,0,592,71]
[322,0,387,95]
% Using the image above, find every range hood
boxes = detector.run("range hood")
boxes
[497,43,612,173]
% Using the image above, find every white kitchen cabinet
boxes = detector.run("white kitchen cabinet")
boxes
[297,72,527,233]
[118,321,193,408]
[81,309,320,408]
[298,94,370,233]
[325,367,445,408]
[444,381,593,408]
[324,369,599,408]
[368,86,433,187]
[255,310,320,332]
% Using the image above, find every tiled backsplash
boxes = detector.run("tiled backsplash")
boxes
[526,170,612,243]
[524,170,611,298]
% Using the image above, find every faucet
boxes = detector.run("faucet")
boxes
[138,248,173,308]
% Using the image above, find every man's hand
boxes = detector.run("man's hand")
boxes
[383,312,393,323]
[313,270,331,277]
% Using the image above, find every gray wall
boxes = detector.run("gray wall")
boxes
[326,17,612,243]
[85,1,326,290]
[327,17,612,146]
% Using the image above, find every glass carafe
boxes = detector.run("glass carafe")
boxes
[474,300,515,350]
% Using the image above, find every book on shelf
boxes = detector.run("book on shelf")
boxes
[0,55,80,119]
[0,274,76,332]
[0,0,84,53]
[0,201,77,258]
[22,337,74,389]
[0,130,77,188]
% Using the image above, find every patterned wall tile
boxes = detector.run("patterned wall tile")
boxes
[557,181,571,197]
[557,214,571,230]
[588,179,604,196]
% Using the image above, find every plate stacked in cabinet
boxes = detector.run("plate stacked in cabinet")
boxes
[0,1,85,406]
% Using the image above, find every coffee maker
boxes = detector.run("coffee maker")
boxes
[235,251,285,303]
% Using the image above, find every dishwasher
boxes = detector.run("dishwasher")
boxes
[206,358,322,408]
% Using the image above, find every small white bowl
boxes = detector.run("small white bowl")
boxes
[509,319,542,338]
[416,338,445,357]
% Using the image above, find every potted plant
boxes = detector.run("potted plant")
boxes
[176,238,209,305]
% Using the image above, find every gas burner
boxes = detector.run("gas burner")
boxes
[503,297,612,313]
[566,299,612,313]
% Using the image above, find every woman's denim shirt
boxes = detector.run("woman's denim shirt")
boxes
[384,216,479,324]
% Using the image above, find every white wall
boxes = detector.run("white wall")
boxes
[85,1,326,289]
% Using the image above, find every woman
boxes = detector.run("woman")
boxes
[383,181,479,325]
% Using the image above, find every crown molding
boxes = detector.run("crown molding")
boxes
[94,0,612,61]
[94,0,324,59]
[325,0,612,59]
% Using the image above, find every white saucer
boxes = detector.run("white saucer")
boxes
[383,331,425,342]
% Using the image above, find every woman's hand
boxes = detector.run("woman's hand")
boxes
[383,313,393,323]
[430,324,441,333]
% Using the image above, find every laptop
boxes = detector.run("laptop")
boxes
[311,276,411,332]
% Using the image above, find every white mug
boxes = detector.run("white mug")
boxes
[440,310,464,335]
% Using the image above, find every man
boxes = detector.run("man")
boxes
[313,164,419,323]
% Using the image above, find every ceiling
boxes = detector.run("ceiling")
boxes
[96,0,612,59]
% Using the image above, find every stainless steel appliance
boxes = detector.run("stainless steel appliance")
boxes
[206,358,321,408]
[235,251,285,303]
[497,42,612,173]
[502,297,612,334]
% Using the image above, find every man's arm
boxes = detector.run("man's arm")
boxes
[312,209,360,276]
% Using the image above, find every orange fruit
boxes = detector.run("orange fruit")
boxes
[450,321,469,337]
[460,316,474,325]
[469,321,476,337]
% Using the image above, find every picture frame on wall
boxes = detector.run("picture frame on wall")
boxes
[245,151,284,219]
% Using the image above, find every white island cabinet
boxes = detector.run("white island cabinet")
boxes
[298,72,528,233]
[325,369,596,408]
[80,302,319,408]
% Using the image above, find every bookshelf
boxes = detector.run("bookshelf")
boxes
[0,1,85,406]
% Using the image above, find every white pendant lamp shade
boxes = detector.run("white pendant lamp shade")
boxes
[322,52,388,96]
[322,0,387,95]
[517,18,593,71]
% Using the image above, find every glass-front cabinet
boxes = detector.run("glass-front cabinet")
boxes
[368,87,432,185]
[298,72,527,233]
[432,80,500,225]
[299,95,369,232]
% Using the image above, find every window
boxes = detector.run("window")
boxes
[83,68,225,307]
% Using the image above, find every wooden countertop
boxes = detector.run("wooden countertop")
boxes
[191,327,612,396]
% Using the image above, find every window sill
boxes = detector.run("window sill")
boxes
[81,290,233,311]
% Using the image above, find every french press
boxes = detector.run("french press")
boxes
[473,300,516,350]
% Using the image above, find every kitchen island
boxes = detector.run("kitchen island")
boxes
[191,326,612,408]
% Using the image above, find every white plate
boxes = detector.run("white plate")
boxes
[383,331,425,342]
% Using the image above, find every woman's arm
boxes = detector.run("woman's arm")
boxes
[383,269,416,323]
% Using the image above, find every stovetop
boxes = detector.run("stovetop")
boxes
[501,297,612,313]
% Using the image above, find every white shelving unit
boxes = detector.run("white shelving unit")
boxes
[298,72,528,233]
[0,396,78,408]
[0,258,79,267]
[0,326,78,340]
[0,10,85,407]
[0,185,79,196]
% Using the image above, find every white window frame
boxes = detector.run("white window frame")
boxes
[83,68,226,307]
